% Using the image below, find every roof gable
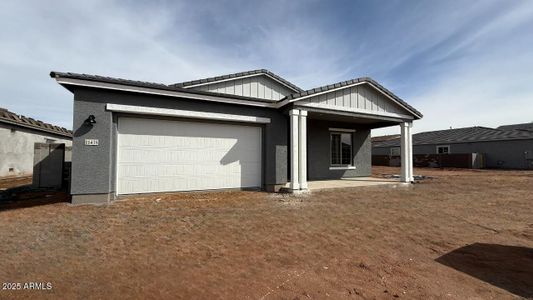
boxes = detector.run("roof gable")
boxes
[171,69,303,101]
[289,79,422,120]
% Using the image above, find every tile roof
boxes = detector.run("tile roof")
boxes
[284,77,423,119]
[50,71,278,103]
[0,107,72,138]
[371,134,401,143]
[497,122,533,132]
[170,69,304,92]
[51,70,422,120]
[373,126,533,148]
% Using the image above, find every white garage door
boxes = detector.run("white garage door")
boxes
[117,117,262,194]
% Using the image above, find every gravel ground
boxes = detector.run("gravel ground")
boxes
[0,167,532,299]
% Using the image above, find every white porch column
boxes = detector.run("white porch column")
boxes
[400,122,411,183]
[289,109,300,190]
[407,122,414,181]
[298,110,308,190]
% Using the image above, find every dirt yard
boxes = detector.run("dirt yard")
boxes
[0,167,532,299]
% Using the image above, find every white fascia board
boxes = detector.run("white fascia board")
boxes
[277,81,422,119]
[329,166,356,170]
[106,103,271,124]
[299,102,414,120]
[329,128,356,133]
[184,73,301,93]
[55,78,274,108]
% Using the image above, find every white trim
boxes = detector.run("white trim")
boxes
[183,73,301,93]
[298,110,307,190]
[408,122,414,182]
[55,76,421,120]
[329,127,356,133]
[290,109,300,190]
[436,145,451,154]
[56,78,273,108]
[106,103,271,124]
[329,166,356,170]
[400,122,414,183]
[115,121,120,196]
[289,109,300,116]
[299,102,414,120]
[329,131,354,168]
[277,80,422,119]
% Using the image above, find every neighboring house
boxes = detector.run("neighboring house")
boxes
[0,108,72,177]
[51,69,422,204]
[497,122,533,132]
[373,126,533,169]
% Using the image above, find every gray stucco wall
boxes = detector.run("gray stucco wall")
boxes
[373,139,533,169]
[70,87,289,197]
[308,119,372,180]
[0,124,71,177]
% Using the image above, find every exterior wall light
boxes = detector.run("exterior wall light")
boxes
[85,115,96,125]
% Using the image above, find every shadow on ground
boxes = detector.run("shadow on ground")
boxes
[0,185,70,211]
[436,243,533,298]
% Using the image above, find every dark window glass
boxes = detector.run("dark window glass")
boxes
[437,146,449,154]
[341,133,352,164]
[331,132,352,166]
[331,134,341,165]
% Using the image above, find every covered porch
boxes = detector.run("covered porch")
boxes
[287,107,415,192]
[280,77,422,192]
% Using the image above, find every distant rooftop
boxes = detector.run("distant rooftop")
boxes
[0,107,72,138]
[373,126,533,147]
[497,122,533,132]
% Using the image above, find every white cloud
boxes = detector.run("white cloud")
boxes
[372,0,533,136]
[1,0,532,135]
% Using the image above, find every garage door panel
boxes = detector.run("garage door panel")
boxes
[117,117,262,194]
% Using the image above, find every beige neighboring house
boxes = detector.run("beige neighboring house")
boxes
[0,107,72,177]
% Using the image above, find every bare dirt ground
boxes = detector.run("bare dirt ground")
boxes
[0,167,532,299]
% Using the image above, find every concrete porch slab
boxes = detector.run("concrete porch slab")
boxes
[306,177,400,191]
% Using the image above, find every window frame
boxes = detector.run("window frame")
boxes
[390,147,401,156]
[436,145,450,154]
[329,131,354,168]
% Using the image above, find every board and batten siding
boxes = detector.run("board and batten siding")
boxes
[298,84,410,117]
[189,75,294,101]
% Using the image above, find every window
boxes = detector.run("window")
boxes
[390,147,401,156]
[436,145,450,154]
[330,132,353,166]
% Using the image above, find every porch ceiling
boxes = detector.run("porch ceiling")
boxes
[306,110,401,129]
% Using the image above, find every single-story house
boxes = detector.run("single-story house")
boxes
[373,126,533,169]
[51,69,422,204]
[0,107,72,177]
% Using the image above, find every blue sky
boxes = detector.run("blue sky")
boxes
[1,0,532,135]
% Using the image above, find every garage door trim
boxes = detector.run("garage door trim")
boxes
[107,103,271,124]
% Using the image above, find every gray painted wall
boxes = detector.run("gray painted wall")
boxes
[70,87,289,196]
[189,75,294,101]
[0,124,71,177]
[308,119,372,180]
[373,139,533,169]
